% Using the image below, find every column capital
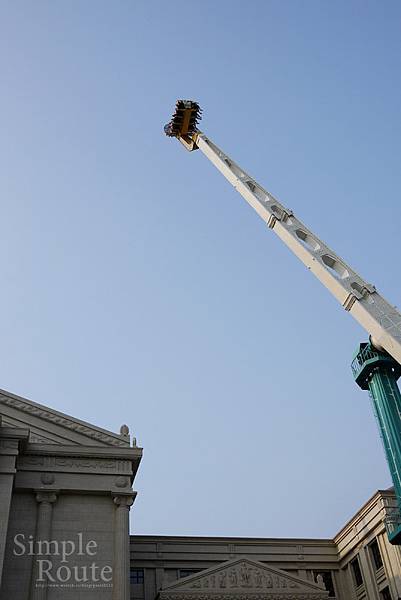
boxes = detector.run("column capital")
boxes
[113,492,137,508]
[34,491,58,504]
[0,427,29,457]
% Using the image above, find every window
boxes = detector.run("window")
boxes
[179,569,201,579]
[380,586,392,600]
[351,557,363,588]
[370,539,384,570]
[313,571,335,597]
[130,569,144,584]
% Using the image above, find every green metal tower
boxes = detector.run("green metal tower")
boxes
[352,343,401,544]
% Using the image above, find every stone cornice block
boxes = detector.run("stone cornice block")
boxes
[0,388,132,447]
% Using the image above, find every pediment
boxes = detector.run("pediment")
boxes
[160,558,328,599]
[0,388,130,447]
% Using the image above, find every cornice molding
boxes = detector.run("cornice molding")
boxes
[0,392,127,447]
[24,443,142,460]
[334,490,391,546]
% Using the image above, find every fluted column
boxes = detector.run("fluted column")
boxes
[112,493,135,600]
[30,491,58,600]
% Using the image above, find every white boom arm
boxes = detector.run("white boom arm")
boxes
[191,131,401,365]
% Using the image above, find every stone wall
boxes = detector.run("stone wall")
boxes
[0,390,142,600]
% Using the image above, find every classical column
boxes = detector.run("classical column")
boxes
[0,437,19,587]
[112,493,136,600]
[0,427,29,587]
[30,491,58,600]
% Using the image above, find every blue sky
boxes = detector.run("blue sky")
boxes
[1,0,401,538]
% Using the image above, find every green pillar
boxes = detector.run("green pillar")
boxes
[352,342,401,544]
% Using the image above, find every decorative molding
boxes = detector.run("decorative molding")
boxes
[35,491,58,504]
[40,473,55,485]
[161,559,328,599]
[115,476,130,488]
[29,432,57,444]
[186,565,297,591]
[113,493,136,508]
[0,439,19,450]
[296,544,305,560]
[25,444,142,460]
[18,454,132,475]
[334,489,393,546]
[0,395,127,447]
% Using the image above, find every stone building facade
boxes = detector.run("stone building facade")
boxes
[2,387,401,600]
[0,388,142,600]
[130,490,401,600]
